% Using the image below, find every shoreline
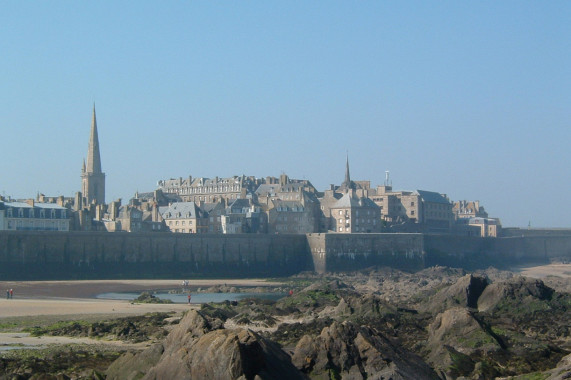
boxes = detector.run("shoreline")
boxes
[0,278,283,320]
[0,264,569,320]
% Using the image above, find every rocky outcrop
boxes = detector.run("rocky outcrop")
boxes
[546,353,571,380]
[107,310,305,380]
[425,307,502,378]
[420,274,489,314]
[477,276,554,312]
[291,321,438,380]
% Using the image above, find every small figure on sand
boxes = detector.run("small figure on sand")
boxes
[9,289,13,299]
[187,293,192,304]
[6,290,9,299]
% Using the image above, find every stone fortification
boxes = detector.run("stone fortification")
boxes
[1,231,571,279]
[307,233,425,273]
[0,231,310,280]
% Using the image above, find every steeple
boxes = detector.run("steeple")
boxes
[81,105,106,205]
[86,104,102,174]
[340,153,355,192]
[344,154,351,186]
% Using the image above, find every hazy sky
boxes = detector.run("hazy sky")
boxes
[1,2,569,228]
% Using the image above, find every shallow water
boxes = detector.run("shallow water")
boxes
[96,291,286,304]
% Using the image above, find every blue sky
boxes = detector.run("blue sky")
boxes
[1,2,569,228]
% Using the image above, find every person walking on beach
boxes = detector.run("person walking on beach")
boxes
[6,290,9,299]
[9,289,13,299]
[187,293,191,304]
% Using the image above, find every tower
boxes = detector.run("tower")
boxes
[81,105,105,205]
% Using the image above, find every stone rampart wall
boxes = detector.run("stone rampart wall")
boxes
[1,231,571,279]
[0,231,310,280]
[424,234,571,269]
[307,233,424,273]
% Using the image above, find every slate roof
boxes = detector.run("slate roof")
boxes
[228,199,251,213]
[3,201,66,210]
[271,199,305,211]
[255,184,280,197]
[417,190,450,204]
[331,193,379,209]
[159,202,204,219]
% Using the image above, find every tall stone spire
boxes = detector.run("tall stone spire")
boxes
[81,105,105,205]
[339,153,355,192]
[344,154,351,186]
[86,105,102,174]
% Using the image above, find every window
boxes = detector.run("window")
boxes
[339,210,343,215]
[339,218,343,224]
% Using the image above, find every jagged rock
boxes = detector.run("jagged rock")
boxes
[477,276,554,312]
[426,307,501,378]
[546,353,571,380]
[107,310,305,380]
[421,274,489,314]
[291,320,437,379]
[106,343,164,380]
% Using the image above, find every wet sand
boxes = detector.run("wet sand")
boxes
[511,263,571,279]
[0,279,282,319]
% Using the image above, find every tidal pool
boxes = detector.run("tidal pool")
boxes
[96,291,286,304]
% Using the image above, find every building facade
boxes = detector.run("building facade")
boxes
[0,200,70,231]
[159,202,208,234]
[329,191,380,233]
[157,175,262,204]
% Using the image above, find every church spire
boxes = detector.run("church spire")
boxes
[81,105,106,206]
[85,104,102,174]
[344,153,351,185]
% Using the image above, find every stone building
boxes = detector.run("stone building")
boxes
[202,201,226,233]
[317,157,379,233]
[0,200,70,231]
[329,191,380,233]
[256,174,320,234]
[453,200,488,219]
[369,185,420,224]
[455,217,502,237]
[221,199,265,234]
[417,190,454,233]
[159,202,208,234]
[157,175,262,204]
[81,106,105,206]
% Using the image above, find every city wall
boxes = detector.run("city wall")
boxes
[307,233,425,273]
[0,231,311,280]
[1,231,571,279]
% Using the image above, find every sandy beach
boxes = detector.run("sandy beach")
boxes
[0,278,282,319]
[511,263,571,279]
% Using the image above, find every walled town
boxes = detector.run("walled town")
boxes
[0,108,570,379]
[0,107,502,239]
